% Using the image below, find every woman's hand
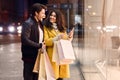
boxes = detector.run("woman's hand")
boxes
[68,28,74,38]
[53,33,64,41]
[68,28,74,41]
[58,33,65,39]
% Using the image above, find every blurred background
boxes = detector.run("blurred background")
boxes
[0,0,84,44]
[0,0,47,36]
[1,0,120,80]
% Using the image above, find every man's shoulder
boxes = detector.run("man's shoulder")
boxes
[22,18,34,28]
[25,18,34,26]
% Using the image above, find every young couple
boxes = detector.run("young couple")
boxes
[21,3,74,80]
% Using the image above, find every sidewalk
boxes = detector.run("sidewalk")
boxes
[64,60,85,80]
[0,43,83,80]
[0,43,23,80]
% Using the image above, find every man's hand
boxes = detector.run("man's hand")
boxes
[42,42,46,49]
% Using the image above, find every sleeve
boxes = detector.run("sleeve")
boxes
[21,22,42,48]
[44,26,54,47]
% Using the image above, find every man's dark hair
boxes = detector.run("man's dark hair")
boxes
[31,3,47,16]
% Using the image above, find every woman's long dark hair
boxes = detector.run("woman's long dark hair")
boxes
[44,9,66,32]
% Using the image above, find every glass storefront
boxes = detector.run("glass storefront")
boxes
[59,0,120,80]
[47,0,120,80]
[79,0,120,80]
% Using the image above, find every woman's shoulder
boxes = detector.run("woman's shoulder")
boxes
[44,26,50,31]
[44,25,53,31]
[44,26,47,29]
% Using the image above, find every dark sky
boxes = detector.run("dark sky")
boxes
[33,0,48,5]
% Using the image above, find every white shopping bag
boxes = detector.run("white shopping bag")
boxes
[57,39,75,64]
[52,39,75,65]
[52,41,61,65]
[44,49,56,80]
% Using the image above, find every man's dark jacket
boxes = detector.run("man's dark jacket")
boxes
[21,17,43,63]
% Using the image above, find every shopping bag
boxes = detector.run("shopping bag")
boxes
[38,53,46,80]
[55,39,75,65]
[33,49,46,80]
[33,49,42,73]
[33,49,55,80]
[44,49,56,80]
[52,41,60,65]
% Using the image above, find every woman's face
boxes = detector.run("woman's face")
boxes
[49,12,56,23]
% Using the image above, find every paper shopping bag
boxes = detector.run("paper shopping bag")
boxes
[33,49,55,80]
[57,39,75,64]
[33,49,41,73]
[44,49,56,80]
[33,49,46,80]
[38,54,46,80]
[52,41,60,65]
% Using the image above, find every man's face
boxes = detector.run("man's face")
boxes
[35,9,46,21]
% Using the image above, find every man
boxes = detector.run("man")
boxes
[21,3,47,80]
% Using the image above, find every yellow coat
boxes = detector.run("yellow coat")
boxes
[44,26,70,79]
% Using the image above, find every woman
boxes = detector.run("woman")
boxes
[44,9,74,80]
